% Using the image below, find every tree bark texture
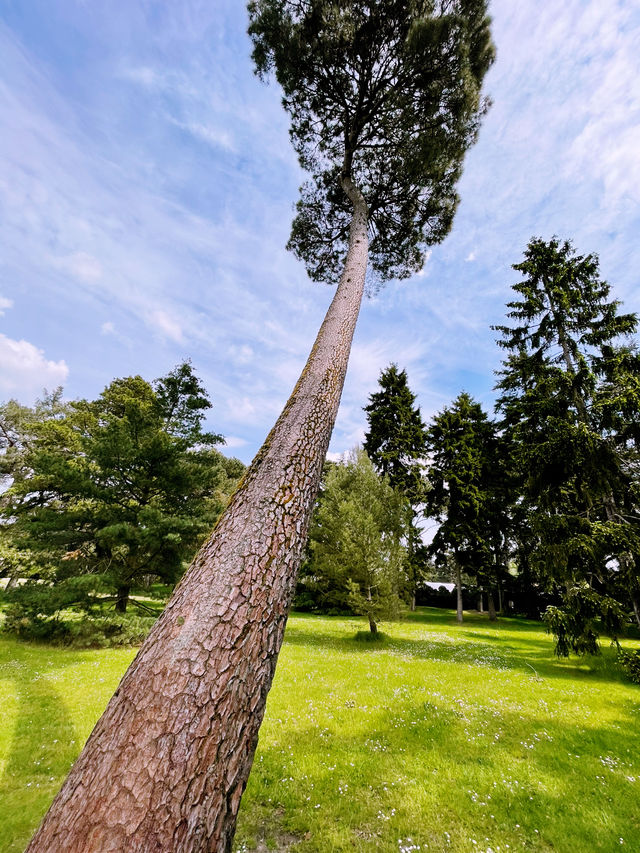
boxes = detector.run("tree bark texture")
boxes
[27,186,369,853]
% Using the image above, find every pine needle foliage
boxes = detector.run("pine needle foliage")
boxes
[248,0,495,282]
[495,238,640,653]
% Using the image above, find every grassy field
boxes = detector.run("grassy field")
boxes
[1,609,638,852]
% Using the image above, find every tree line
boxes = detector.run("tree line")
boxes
[299,236,640,668]
[3,238,638,663]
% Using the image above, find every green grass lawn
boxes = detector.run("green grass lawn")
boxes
[1,609,639,852]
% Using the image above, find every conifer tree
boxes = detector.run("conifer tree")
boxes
[1,364,230,615]
[364,364,427,500]
[364,363,428,606]
[495,237,640,653]
[307,449,409,632]
[28,5,494,850]
[425,392,498,622]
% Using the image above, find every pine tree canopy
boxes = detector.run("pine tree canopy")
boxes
[363,363,427,500]
[0,363,239,603]
[248,0,495,282]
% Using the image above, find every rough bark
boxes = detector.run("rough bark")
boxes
[27,182,369,853]
[632,595,640,630]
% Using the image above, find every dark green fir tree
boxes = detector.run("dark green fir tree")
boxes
[425,392,501,622]
[364,364,428,606]
[495,237,640,654]
[364,364,427,500]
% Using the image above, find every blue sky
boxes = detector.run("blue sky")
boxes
[1,1,639,464]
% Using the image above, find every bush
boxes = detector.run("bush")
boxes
[64,614,157,648]
[354,630,388,643]
[618,648,640,684]
[2,605,70,642]
[2,591,157,647]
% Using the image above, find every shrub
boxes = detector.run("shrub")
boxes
[2,580,157,647]
[63,614,156,648]
[354,630,388,643]
[618,648,640,684]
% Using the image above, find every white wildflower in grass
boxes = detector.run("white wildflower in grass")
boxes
[397,838,421,852]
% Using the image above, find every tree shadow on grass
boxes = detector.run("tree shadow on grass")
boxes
[0,653,79,852]
[283,620,635,688]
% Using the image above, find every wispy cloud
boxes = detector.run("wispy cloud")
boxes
[0,1,638,463]
[50,252,103,283]
[148,310,185,344]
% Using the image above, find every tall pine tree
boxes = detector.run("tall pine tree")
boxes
[28,5,494,849]
[495,237,640,654]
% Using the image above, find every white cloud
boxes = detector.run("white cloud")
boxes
[169,118,235,152]
[229,344,254,365]
[148,310,184,343]
[326,450,349,463]
[226,395,256,422]
[0,296,13,316]
[119,65,160,88]
[101,321,116,335]
[465,251,476,262]
[223,435,248,449]
[51,252,103,283]
[0,333,68,399]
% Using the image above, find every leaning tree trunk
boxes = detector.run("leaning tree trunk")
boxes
[27,179,369,853]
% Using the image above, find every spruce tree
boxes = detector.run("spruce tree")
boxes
[364,363,428,607]
[495,237,640,653]
[28,5,494,850]
[425,392,499,622]
[364,364,427,500]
